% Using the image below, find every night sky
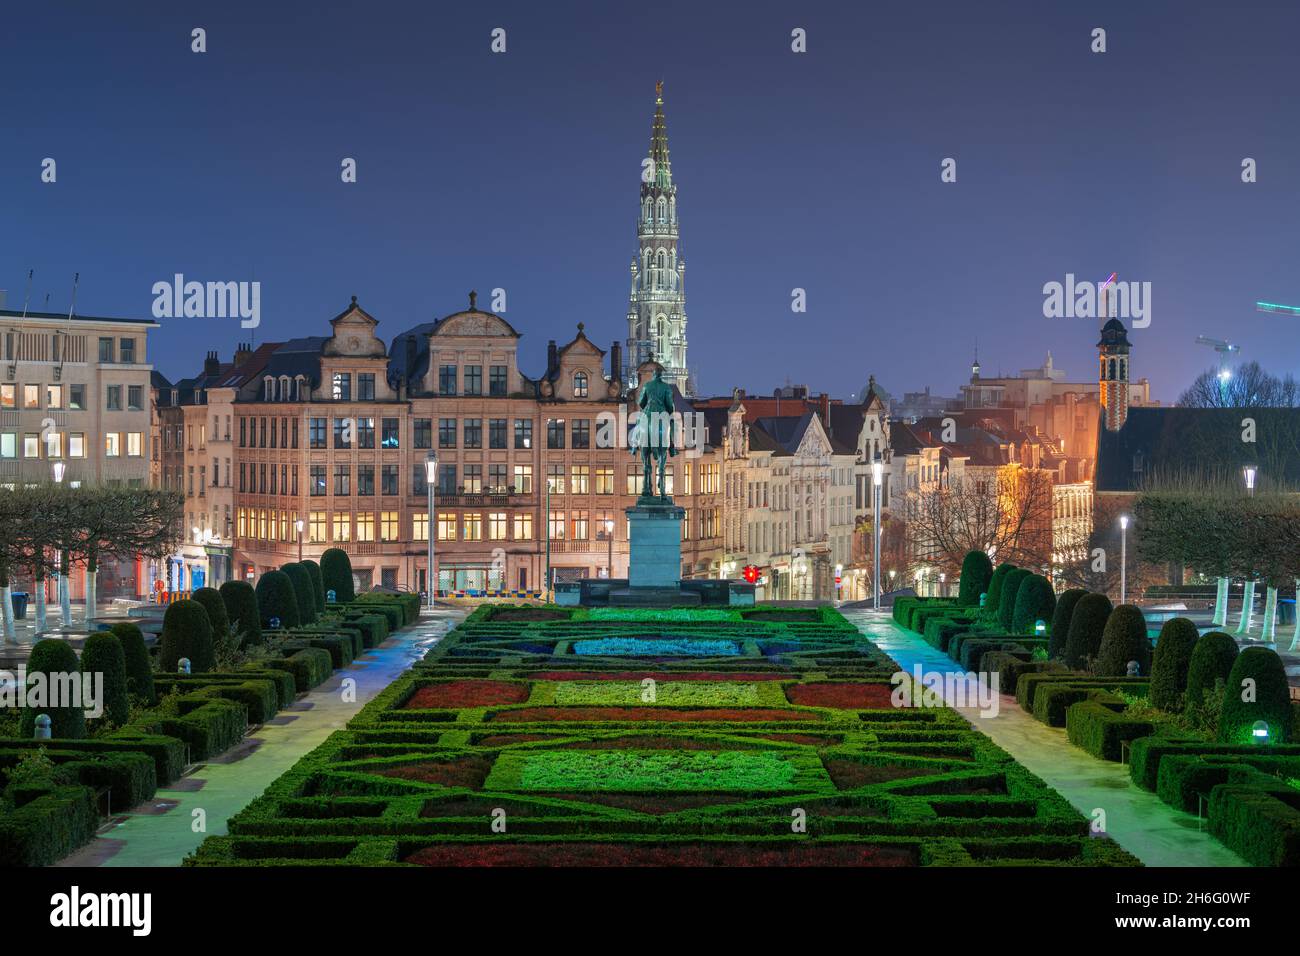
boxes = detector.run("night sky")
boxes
[3,0,1299,404]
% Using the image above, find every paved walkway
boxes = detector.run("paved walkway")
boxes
[57,607,463,867]
[844,610,1245,867]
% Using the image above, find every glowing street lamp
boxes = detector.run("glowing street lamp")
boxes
[425,451,438,608]
[51,462,70,626]
[872,455,883,610]
[295,517,305,562]
[1119,515,1130,604]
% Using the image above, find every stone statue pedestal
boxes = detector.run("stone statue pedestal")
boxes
[603,498,700,607]
[625,498,684,588]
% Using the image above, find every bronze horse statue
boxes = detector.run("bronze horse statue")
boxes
[631,368,677,500]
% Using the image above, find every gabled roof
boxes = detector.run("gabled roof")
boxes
[387,322,439,389]
[215,343,281,388]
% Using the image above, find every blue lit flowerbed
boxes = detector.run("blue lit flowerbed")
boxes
[571,637,742,657]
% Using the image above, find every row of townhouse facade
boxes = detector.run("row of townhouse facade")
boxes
[156,296,728,596]
[1,297,1097,607]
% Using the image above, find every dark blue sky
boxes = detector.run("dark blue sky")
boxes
[4,0,1300,403]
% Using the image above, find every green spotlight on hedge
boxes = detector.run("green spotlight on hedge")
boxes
[1034,619,1046,636]
[1252,720,1270,744]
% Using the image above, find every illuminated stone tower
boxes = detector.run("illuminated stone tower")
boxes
[1098,317,1131,432]
[625,82,691,396]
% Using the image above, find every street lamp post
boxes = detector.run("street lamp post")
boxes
[872,455,883,610]
[425,451,438,609]
[52,462,71,627]
[545,478,552,600]
[295,518,304,563]
[1119,515,1129,604]
[1239,466,1262,638]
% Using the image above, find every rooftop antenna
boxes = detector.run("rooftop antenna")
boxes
[7,270,34,377]
[67,272,79,320]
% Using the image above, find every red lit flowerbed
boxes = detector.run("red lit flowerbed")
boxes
[404,680,531,709]
[823,759,946,790]
[373,754,495,789]
[524,671,788,682]
[404,841,917,866]
[487,707,818,722]
[784,682,896,709]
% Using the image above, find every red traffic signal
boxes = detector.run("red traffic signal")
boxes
[742,564,760,584]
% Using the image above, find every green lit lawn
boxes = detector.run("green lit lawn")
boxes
[552,680,761,707]
[487,749,817,792]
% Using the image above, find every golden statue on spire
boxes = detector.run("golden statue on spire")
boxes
[655,80,663,99]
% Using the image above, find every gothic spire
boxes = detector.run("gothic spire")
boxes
[649,80,671,187]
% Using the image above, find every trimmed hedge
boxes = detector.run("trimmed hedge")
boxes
[192,587,231,644]
[302,559,326,613]
[1033,684,1135,727]
[1150,617,1199,712]
[1218,646,1291,745]
[1063,593,1112,670]
[281,563,318,625]
[110,622,155,705]
[1095,604,1151,677]
[1048,589,1086,660]
[256,570,301,631]
[1208,775,1300,865]
[996,569,1030,631]
[80,632,129,727]
[0,785,99,866]
[18,639,85,739]
[1065,700,1155,761]
[1010,574,1056,637]
[159,598,216,674]
[1185,631,1240,713]
[320,548,356,603]
[263,648,334,693]
[957,550,993,607]
[984,563,1018,619]
[342,613,390,648]
[220,579,263,647]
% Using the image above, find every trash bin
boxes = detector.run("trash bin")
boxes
[10,592,29,620]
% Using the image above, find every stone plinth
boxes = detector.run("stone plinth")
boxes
[625,499,685,588]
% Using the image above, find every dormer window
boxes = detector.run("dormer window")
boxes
[573,371,589,398]
[263,376,275,401]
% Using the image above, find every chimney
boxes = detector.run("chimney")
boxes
[233,343,252,366]
[547,339,558,377]
[610,341,622,383]
[819,393,830,429]
[203,350,220,377]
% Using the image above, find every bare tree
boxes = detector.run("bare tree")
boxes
[1178,361,1300,409]
[902,466,1055,578]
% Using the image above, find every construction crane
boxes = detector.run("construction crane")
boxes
[1195,336,1241,403]
[1255,300,1300,317]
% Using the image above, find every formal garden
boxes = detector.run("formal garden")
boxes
[0,546,420,866]
[188,602,1138,867]
[893,546,1300,867]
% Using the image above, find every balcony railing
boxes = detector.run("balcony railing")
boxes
[433,491,534,507]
